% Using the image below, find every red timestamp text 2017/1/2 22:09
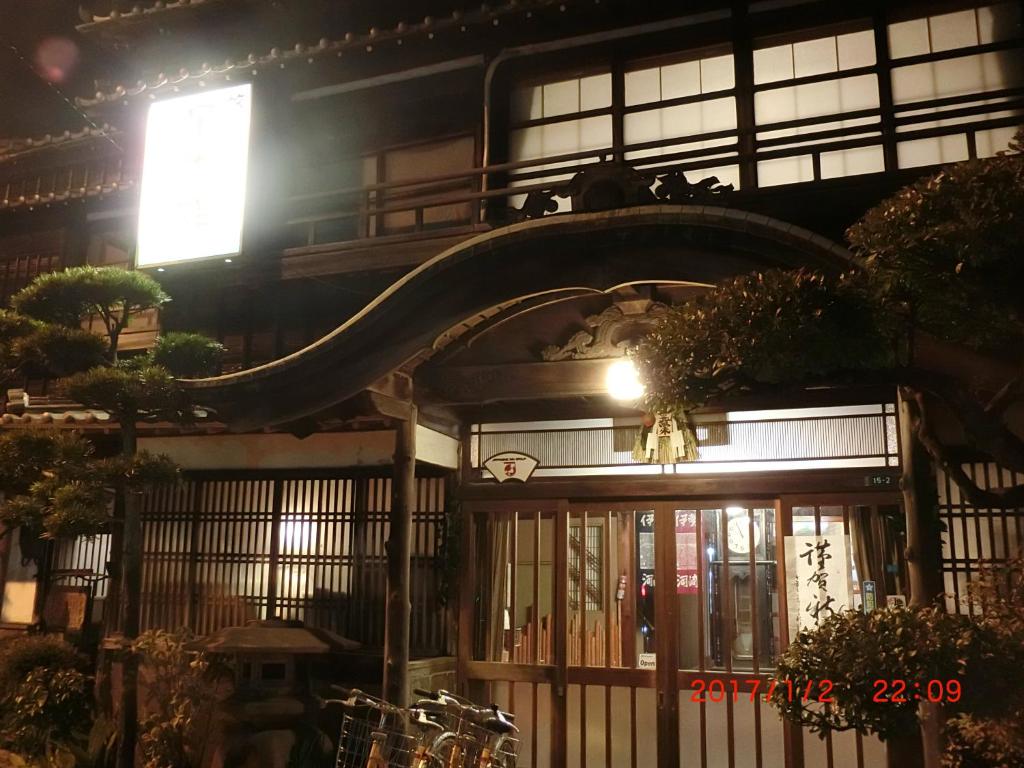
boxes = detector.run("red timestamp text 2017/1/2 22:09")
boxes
[688,678,963,703]
[872,679,961,703]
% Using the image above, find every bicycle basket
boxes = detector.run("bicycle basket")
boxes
[335,710,411,768]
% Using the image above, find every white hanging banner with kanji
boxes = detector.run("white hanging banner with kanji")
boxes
[784,534,852,637]
[645,412,690,464]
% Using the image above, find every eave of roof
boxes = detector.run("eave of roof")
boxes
[77,0,252,32]
[0,413,239,438]
[0,125,119,164]
[76,0,571,107]
[1,411,111,425]
[0,174,134,212]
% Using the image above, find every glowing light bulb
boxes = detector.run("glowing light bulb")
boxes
[606,359,645,401]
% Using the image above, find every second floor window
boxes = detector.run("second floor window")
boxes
[753,27,882,186]
[504,3,1022,200]
[363,135,477,236]
[623,50,739,188]
[888,2,1024,168]
[507,50,740,211]
[509,72,614,212]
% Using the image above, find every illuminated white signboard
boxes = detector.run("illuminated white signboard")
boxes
[137,84,252,267]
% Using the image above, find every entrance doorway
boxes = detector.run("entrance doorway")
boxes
[459,496,897,767]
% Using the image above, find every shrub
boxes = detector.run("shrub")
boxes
[0,636,85,691]
[941,559,1024,767]
[134,629,224,768]
[945,713,1024,768]
[149,333,224,379]
[769,561,1024,767]
[12,325,107,379]
[0,636,91,760]
[10,266,170,356]
[769,606,977,741]
[636,269,896,412]
[62,364,192,423]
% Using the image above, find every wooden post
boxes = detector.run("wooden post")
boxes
[654,503,681,768]
[117,420,140,768]
[895,388,944,768]
[731,1,758,190]
[552,501,569,768]
[384,406,416,705]
[898,389,944,607]
[0,514,10,613]
[265,481,285,618]
[776,499,805,768]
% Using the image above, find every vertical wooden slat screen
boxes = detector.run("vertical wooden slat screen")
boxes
[0,230,64,307]
[939,461,1024,615]
[139,480,196,631]
[193,478,275,635]
[54,471,448,650]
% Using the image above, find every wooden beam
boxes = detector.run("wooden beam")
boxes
[281,229,485,280]
[420,359,612,404]
[414,402,463,439]
[368,391,415,422]
[369,372,414,403]
[422,359,897,410]
[383,405,416,705]
[459,469,903,502]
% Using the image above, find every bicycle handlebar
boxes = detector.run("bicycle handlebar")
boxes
[322,686,405,715]
[412,689,517,728]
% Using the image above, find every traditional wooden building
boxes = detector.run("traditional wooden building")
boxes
[1,1,1023,766]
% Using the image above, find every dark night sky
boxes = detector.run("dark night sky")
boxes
[0,1,935,141]
[0,0,111,138]
[0,0,481,139]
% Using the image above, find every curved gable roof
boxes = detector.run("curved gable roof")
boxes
[181,205,853,430]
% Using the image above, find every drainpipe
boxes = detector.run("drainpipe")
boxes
[480,8,732,189]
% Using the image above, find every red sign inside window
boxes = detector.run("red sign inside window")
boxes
[676,510,698,594]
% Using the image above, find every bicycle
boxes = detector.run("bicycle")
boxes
[319,686,518,768]
[319,686,417,768]
[410,689,519,768]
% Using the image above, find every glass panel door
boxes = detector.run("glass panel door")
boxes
[674,504,784,768]
[672,505,779,672]
[566,505,659,768]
